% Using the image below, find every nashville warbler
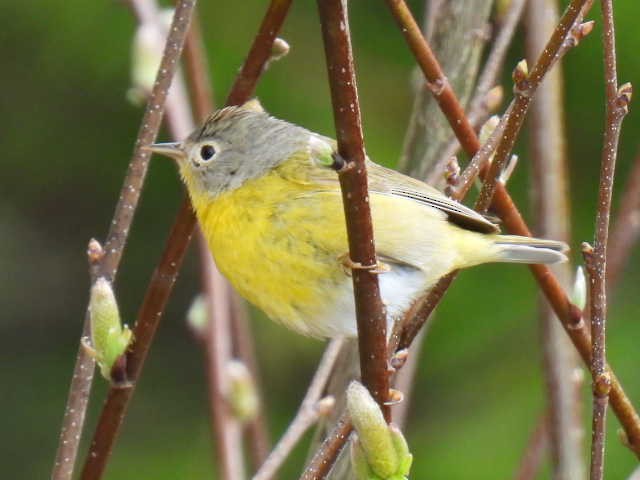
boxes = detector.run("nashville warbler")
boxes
[148,100,567,338]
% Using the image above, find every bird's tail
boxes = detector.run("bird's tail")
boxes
[492,235,568,264]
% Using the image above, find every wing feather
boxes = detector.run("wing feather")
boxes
[288,136,498,234]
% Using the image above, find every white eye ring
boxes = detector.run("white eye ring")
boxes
[199,143,217,162]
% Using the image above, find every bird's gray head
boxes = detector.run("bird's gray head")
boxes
[148,99,311,198]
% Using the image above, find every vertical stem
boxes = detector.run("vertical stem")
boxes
[607,148,640,289]
[230,295,272,470]
[78,2,293,478]
[514,414,550,480]
[525,1,584,478]
[51,3,198,480]
[199,242,245,480]
[588,1,630,478]
[317,0,390,419]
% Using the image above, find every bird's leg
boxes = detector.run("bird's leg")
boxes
[337,253,391,276]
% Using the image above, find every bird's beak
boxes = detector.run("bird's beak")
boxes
[144,142,184,161]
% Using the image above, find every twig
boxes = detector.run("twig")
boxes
[199,242,245,480]
[525,1,584,477]
[254,339,344,480]
[80,199,197,480]
[468,0,527,123]
[455,4,594,200]
[586,2,631,478]
[303,0,640,471]
[78,2,293,478]
[386,0,481,166]
[181,11,214,123]
[607,148,640,288]
[474,0,591,212]
[300,413,353,480]
[317,0,390,419]
[180,4,272,472]
[50,3,197,480]
[129,2,247,476]
[513,413,550,480]
[400,0,493,182]
[397,0,640,457]
[230,293,271,471]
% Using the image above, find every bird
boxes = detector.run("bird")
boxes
[148,99,567,338]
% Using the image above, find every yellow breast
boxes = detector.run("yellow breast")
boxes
[191,171,348,335]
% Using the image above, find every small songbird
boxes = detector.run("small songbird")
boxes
[148,100,567,338]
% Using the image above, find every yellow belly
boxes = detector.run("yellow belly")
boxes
[192,173,349,336]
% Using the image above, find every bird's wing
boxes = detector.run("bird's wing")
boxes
[286,135,499,234]
[365,161,499,233]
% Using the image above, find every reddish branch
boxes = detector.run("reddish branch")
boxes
[303,1,640,476]
[514,414,550,480]
[526,0,584,477]
[586,1,631,478]
[230,294,272,470]
[50,3,198,480]
[607,148,640,288]
[317,0,390,419]
[301,413,353,480]
[467,0,527,125]
[78,2,293,479]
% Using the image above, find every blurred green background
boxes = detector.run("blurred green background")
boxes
[2,1,640,478]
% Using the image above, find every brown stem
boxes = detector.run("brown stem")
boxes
[513,413,550,480]
[607,148,640,289]
[182,12,214,123]
[179,3,272,473]
[394,0,640,457]
[254,339,344,480]
[80,199,198,480]
[300,413,353,480]
[230,294,272,471]
[427,0,527,185]
[78,2,293,478]
[50,3,197,480]
[386,0,480,164]
[587,2,630,478]
[475,0,590,212]
[466,0,527,127]
[199,237,245,480]
[317,0,390,419]
[303,0,640,472]
[456,3,594,200]
[401,0,493,183]
[525,1,584,477]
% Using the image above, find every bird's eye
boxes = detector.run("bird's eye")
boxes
[200,144,216,161]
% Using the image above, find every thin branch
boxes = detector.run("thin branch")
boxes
[182,12,214,123]
[180,4,272,472]
[607,147,640,288]
[386,0,481,164]
[400,0,493,182]
[230,293,272,471]
[304,0,640,471]
[253,339,344,480]
[50,3,197,479]
[199,242,245,480]
[525,0,584,477]
[317,0,390,419]
[394,0,640,457]
[474,0,591,212]
[80,199,198,480]
[78,2,293,478]
[466,0,528,126]
[586,1,630,478]
[513,413,550,480]
[300,413,352,480]
[455,5,594,200]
